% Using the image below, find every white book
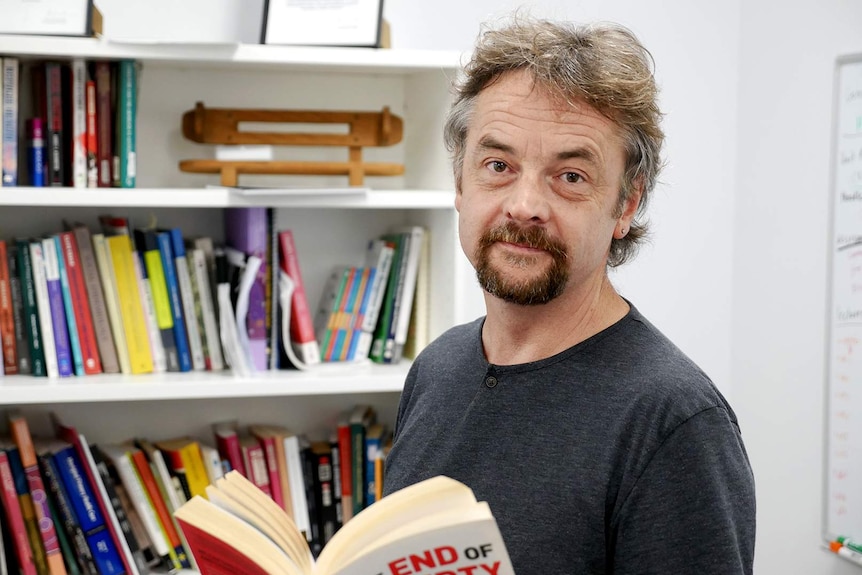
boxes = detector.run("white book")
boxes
[191,247,224,371]
[390,226,425,362]
[29,241,58,378]
[175,252,205,371]
[92,233,131,375]
[199,443,224,484]
[283,434,311,539]
[354,239,395,361]
[133,255,167,373]
[0,57,16,187]
[71,58,87,188]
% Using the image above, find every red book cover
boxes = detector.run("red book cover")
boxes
[8,413,68,575]
[278,230,317,347]
[85,79,98,188]
[59,231,102,374]
[240,437,271,498]
[52,416,139,575]
[0,450,38,575]
[0,240,18,374]
[174,516,271,575]
[336,419,353,524]
[94,62,112,188]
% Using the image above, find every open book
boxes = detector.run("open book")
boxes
[173,470,515,575]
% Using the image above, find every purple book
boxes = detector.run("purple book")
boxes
[42,237,73,377]
[224,207,269,371]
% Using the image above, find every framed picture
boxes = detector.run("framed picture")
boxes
[261,0,384,48]
[0,0,94,36]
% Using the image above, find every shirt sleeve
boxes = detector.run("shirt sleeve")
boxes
[611,406,756,575]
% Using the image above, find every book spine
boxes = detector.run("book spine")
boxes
[278,230,320,365]
[117,61,136,188]
[257,436,284,508]
[53,447,125,575]
[350,422,366,515]
[335,422,353,524]
[7,245,31,374]
[324,267,356,362]
[105,235,152,374]
[45,62,64,187]
[38,453,100,575]
[6,447,49,575]
[94,62,112,187]
[85,80,97,188]
[91,234,131,375]
[52,237,84,376]
[157,232,191,372]
[43,238,74,377]
[343,267,372,361]
[15,240,45,376]
[369,234,405,364]
[186,248,211,370]
[58,232,101,375]
[26,118,45,187]
[0,450,38,575]
[72,226,119,374]
[356,241,394,361]
[191,248,223,370]
[70,58,87,189]
[332,267,363,362]
[364,432,383,506]
[0,240,18,374]
[242,442,271,498]
[2,57,18,186]
[391,227,425,361]
[8,414,67,575]
[282,435,311,539]
[132,254,166,373]
[177,444,209,501]
[29,241,59,378]
[310,444,338,546]
[137,231,178,372]
[169,230,205,371]
[314,266,350,363]
[213,430,245,478]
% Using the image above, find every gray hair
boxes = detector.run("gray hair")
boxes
[444,17,664,267]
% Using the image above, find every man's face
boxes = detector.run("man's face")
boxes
[456,69,636,306]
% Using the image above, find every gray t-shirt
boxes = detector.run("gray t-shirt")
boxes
[384,304,755,574]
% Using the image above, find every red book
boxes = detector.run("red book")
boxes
[212,421,246,477]
[59,231,101,374]
[51,415,139,575]
[94,62,112,188]
[8,412,67,575]
[174,514,271,575]
[251,434,284,509]
[85,79,98,188]
[0,450,38,575]
[278,230,320,365]
[239,436,271,498]
[336,418,353,524]
[0,240,18,374]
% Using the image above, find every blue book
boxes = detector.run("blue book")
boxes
[53,445,126,575]
[157,231,191,371]
[347,267,376,361]
[117,60,136,188]
[54,236,84,376]
[41,238,72,377]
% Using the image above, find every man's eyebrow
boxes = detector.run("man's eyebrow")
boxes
[476,135,515,155]
[556,147,600,166]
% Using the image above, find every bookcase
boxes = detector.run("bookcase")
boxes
[0,36,476,447]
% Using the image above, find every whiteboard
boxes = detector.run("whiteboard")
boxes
[825,54,862,544]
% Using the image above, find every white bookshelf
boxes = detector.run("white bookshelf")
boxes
[0,34,479,446]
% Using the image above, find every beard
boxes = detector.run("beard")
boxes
[474,222,569,306]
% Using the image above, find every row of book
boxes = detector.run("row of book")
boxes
[0,56,138,188]
[0,207,428,377]
[0,406,390,575]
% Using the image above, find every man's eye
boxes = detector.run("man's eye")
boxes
[487,161,508,173]
[563,172,584,183]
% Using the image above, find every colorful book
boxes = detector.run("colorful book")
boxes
[314,266,350,362]
[14,239,45,376]
[131,241,166,373]
[156,231,192,372]
[363,423,388,507]
[133,230,179,372]
[105,234,153,374]
[248,425,291,514]
[8,412,68,575]
[4,444,48,575]
[0,240,17,374]
[57,231,101,375]
[348,405,375,516]
[42,237,73,377]
[369,233,406,364]
[52,236,83,376]
[70,58,87,189]
[354,239,395,361]
[71,225,119,374]
[117,60,136,188]
[224,208,269,371]
[29,241,59,378]
[91,233,131,374]
[0,449,37,575]
[343,266,373,362]
[169,229,205,371]
[1,57,18,187]
[7,244,30,374]
[85,79,97,187]
[153,438,209,501]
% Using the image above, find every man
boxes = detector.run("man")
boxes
[383,16,756,575]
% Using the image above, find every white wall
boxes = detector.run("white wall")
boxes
[734,1,862,573]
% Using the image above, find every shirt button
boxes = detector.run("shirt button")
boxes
[485,376,498,388]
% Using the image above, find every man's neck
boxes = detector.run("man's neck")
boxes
[481,277,629,366]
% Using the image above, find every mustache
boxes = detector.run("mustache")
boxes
[479,222,568,259]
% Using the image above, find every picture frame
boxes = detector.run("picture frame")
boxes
[0,0,94,37]
[261,0,384,48]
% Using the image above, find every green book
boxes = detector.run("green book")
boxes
[368,233,405,364]
[117,60,137,188]
[15,239,45,377]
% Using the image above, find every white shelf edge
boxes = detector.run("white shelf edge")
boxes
[0,187,456,209]
[0,363,408,404]
[0,35,464,73]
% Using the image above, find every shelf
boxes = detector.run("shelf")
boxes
[0,362,408,404]
[0,35,464,74]
[0,187,456,209]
